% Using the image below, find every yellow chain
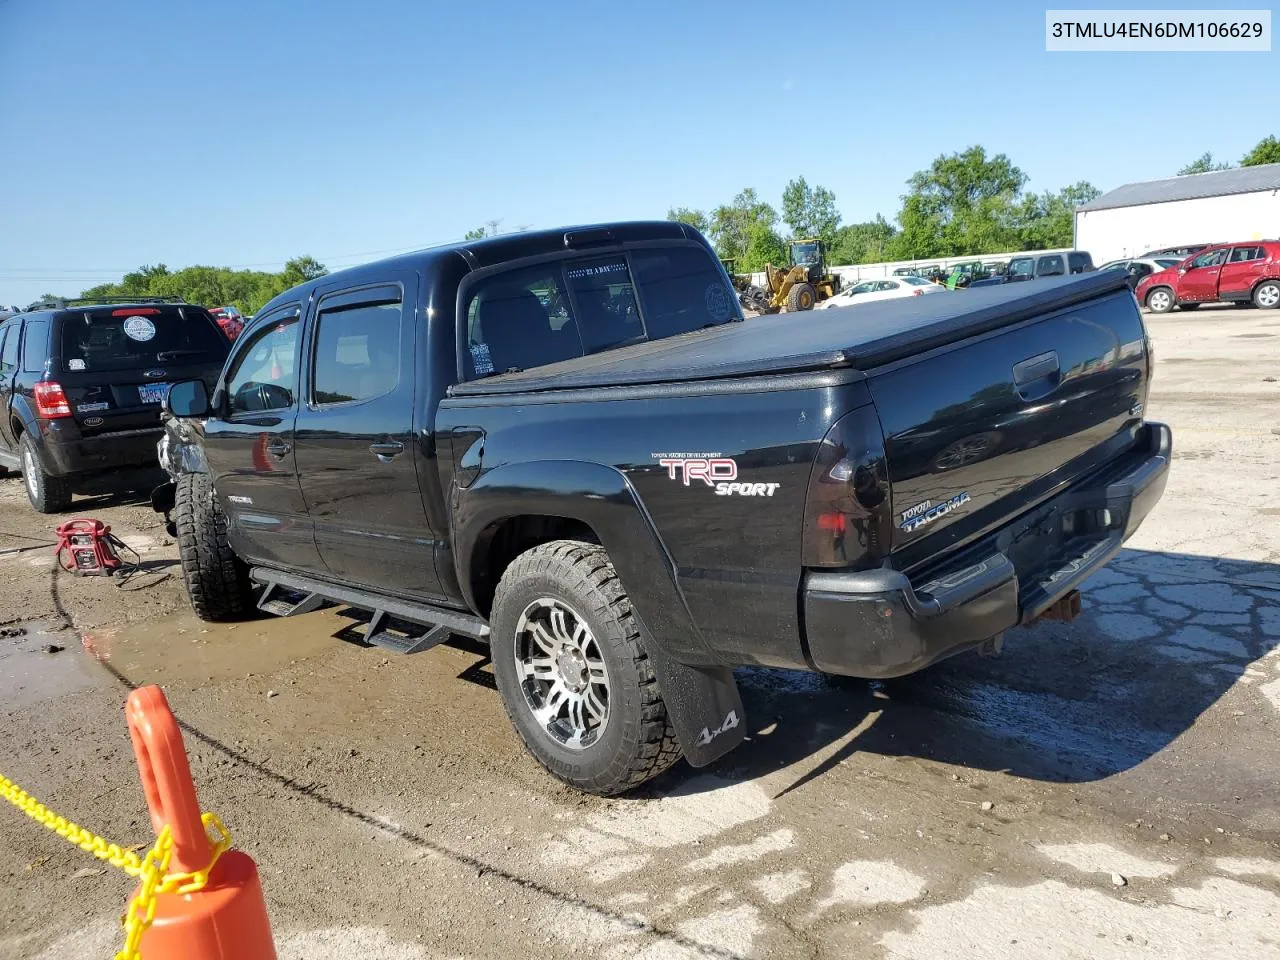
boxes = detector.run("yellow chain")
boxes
[1,772,232,960]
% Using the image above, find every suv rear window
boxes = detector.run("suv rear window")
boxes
[463,244,739,379]
[59,307,226,372]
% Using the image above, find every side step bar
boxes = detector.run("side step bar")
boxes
[249,566,489,655]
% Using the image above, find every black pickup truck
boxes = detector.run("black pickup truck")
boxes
[153,221,1170,795]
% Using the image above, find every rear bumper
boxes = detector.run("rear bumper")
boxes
[37,423,164,476]
[803,421,1171,678]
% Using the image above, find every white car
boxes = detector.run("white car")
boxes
[816,275,944,309]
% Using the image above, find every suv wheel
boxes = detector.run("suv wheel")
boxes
[1254,280,1280,310]
[20,433,72,513]
[1146,287,1175,313]
[175,472,253,621]
[490,540,682,795]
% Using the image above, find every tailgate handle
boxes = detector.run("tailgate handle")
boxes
[1013,351,1060,387]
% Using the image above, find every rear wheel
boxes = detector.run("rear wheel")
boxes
[490,540,681,795]
[175,472,253,621]
[1145,287,1175,313]
[787,282,817,312]
[19,433,72,514]
[1254,280,1280,309]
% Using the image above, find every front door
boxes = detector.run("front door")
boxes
[200,304,323,573]
[1178,247,1228,302]
[1219,245,1267,299]
[293,276,446,601]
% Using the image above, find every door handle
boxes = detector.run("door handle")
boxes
[266,439,291,459]
[1013,351,1060,386]
[370,441,404,461]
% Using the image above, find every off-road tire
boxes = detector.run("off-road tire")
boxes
[1145,286,1175,313]
[490,540,682,795]
[1254,280,1280,310]
[787,282,817,312]
[19,433,72,513]
[175,472,252,621]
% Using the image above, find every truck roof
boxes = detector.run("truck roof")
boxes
[449,270,1132,396]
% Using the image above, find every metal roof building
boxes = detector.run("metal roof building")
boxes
[1074,163,1280,263]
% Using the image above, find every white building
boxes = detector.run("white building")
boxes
[1075,163,1280,264]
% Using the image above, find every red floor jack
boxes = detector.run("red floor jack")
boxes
[54,519,138,576]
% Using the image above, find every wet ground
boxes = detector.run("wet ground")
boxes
[1,304,1279,959]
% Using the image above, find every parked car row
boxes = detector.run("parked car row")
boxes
[1134,240,1280,313]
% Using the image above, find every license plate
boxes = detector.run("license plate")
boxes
[138,382,171,405]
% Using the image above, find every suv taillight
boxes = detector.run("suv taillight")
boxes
[34,381,72,419]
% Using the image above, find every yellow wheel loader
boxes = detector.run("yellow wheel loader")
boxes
[762,239,842,313]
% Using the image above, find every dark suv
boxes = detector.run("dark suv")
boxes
[0,298,230,512]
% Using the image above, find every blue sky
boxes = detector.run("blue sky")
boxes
[1,0,1275,306]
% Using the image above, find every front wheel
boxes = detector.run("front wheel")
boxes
[175,472,253,621]
[490,540,681,795]
[1254,280,1280,310]
[1145,287,1175,313]
[787,282,817,312]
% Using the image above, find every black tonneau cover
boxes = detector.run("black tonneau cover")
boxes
[448,270,1130,397]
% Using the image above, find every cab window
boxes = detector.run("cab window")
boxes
[312,299,402,406]
[1190,248,1228,268]
[1228,246,1262,263]
[1036,255,1065,277]
[225,312,300,415]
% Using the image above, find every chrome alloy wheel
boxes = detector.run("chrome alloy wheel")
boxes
[514,598,610,750]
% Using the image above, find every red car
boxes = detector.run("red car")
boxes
[208,306,245,340]
[1135,240,1280,313]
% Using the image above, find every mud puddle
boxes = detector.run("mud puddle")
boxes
[0,622,109,708]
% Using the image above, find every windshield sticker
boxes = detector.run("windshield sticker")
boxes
[67,358,86,371]
[470,341,494,376]
[122,316,157,342]
[705,283,732,322]
[652,454,781,497]
[566,261,628,281]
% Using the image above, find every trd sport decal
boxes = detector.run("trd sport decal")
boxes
[653,454,781,497]
[899,492,970,532]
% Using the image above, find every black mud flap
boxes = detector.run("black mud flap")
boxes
[641,627,746,768]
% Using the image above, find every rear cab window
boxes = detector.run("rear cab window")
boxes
[1036,255,1065,277]
[58,306,226,373]
[462,243,739,380]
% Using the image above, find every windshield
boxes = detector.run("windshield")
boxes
[902,276,932,286]
[791,242,820,266]
[59,306,226,372]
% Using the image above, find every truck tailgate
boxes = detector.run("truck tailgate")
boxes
[869,287,1150,570]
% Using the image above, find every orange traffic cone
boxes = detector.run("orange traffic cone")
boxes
[125,686,277,960]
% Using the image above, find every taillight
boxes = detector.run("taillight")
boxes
[802,405,893,567]
[34,381,72,419]
[913,289,923,296]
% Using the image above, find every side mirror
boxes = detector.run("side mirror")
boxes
[165,379,211,418]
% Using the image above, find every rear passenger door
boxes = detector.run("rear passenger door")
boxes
[1219,246,1266,300]
[0,321,19,455]
[292,276,448,601]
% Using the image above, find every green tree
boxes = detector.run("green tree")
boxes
[708,188,778,261]
[666,207,710,235]
[1241,135,1280,167]
[738,222,789,273]
[1017,181,1101,249]
[1177,152,1230,175]
[75,256,330,315]
[780,177,841,241]
[828,216,897,265]
[463,226,487,240]
[890,146,1027,258]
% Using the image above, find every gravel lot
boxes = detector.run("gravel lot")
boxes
[1,304,1278,960]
